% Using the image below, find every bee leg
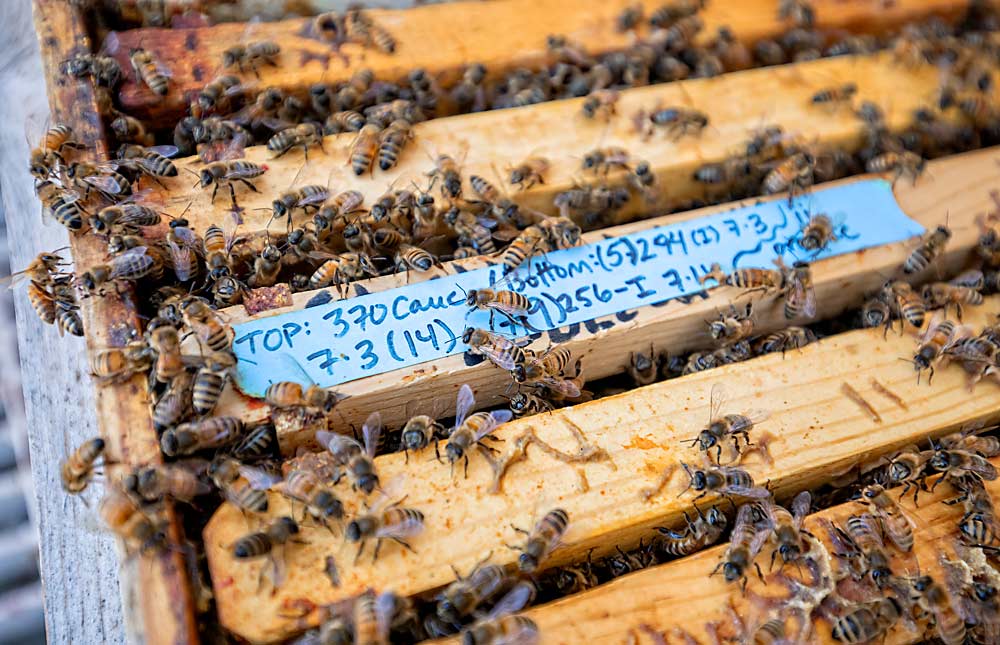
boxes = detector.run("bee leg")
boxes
[510,523,531,537]
[354,540,366,565]
[211,182,220,203]
[390,537,416,553]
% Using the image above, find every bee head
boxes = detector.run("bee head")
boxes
[356,473,378,494]
[517,552,538,573]
[461,327,475,344]
[464,289,479,307]
[512,364,528,383]
[722,561,742,582]
[159,431,179,457]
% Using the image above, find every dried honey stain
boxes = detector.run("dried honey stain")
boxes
[624,435,658,450]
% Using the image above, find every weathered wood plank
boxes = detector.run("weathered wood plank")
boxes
[203,296,1000,643]
[29,1,200,643]
[107,0,968,126]
[430,463,1000,645]
[213,147,1000,449]
[150,51,950,239]
[0,0,127,640]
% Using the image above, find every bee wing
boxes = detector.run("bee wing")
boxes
[950,269,984,288]
[731,502,756,533]
[297,190,331,207]
[709,383,726,420]
[919,310,947,343]
[84,173,128,194]
[790,490,811,523]
[455,384,475,428]
[485,580,536,621]
[374,514,425,540]
[316,430,362,464]
[145,145,179,158]
[480,343,521,371]
[742,409,771,426]
[967,456,998,480]
[223,210,242,251]
[791,279,817,319]
[238,465,282,490]
[374,592,396,640]
[474,410,514,442]
[167,239,195,282]
[749,521,772,557]
[362,411,382,458]
[540,376,581,399]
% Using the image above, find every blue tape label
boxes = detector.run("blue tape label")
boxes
[232,179,924,396]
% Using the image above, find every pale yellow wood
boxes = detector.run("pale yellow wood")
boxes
[204,296,1000,643]
[148,51,951,239]
[429,464,1000,645]
[212,147,1000,451]
[109,0,968,125]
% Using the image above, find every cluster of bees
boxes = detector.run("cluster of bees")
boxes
[25,0,1000,643]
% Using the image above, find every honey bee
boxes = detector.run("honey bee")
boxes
[634,105,709,141]
[232,516,300,589]
[922,281,983,320]
[348,589,391,645]
[89,202,161,235]
[463,327,529,371]
[192,160,267,210]
[830,597,901,643]
[35,181,84,231]
[178,298,228,353]
[796,213,840,253]
[881,280,925,330]
[949,477,1000,548]
[266,381,344,416]
[754,326,816,356]
[275,467,344,529]
[209,455,281,513]
[270,185,330,232]
[377,120,413,171]
[708,303,754,346]
[690,385,770,464]
[128,47,171,96]
[146,318,184,386]
[940,423,1000,458]
[840,513,893,586]
[394,244,438,275]
[451,62,488,112]
[910,575,966,645]
[61,437,106,494]
[810,83,857,107]
[436,560,508,624]
[110,114,154,147]
[223,41,280,75]
[581,146,630,175]
[460,581,537,645]
[29,123,76,181]
[882,445,932,503]
[509,508,568,573]
[508,157,550,191]
[626,345,659,387]
[656,502,728,557]
[348,124,382,176]
[62,52,122,88]
[941,336,1000,389]
[90,340,154,383]
[124,463,211,504]
[581,89,620,121]
[116,144,178,182]
[699,262,784,294]
[762,151,815,200]
[317,411,381,493]
[306,251,372,293]
[428,153,464,200]
[626,161,659,203]
[616,4,643,31]
[66,161,132,199]
[782,260,817,320]
[446,384,514,476]
[902,224,952,274]
[928,441,998,483]
[462,279,534,330]
[858,484,913,552]
[679,463,769,504]
[860,292,892,330]
[660,14,704,49]
[159,416,244,457]
[99,487,166,553]
[152,373,194,434]
[513,346,580,397]
[232,424,279,463]
[712,503,768,589]
[50,275,84,337]
[324,110,366,134]
[345,493,425,562]
[192,351,236,416]
[763,491,811,569]
[866,151,927,186]
[78,247,159,295]
[267,123,325,161]
[505,390,554,418]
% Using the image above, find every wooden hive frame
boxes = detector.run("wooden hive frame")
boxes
[25,0,1000,643]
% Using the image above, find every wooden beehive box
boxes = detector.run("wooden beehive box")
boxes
[24,0,1000,642]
